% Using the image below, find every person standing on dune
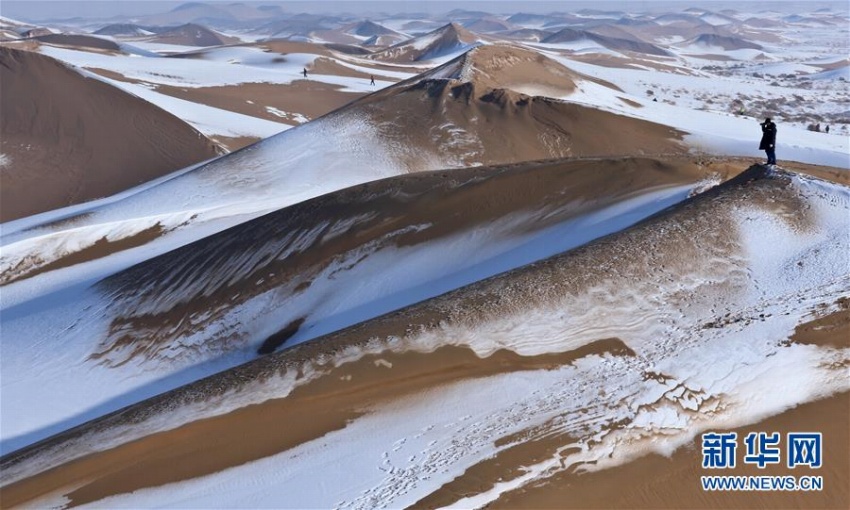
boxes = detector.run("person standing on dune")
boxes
[759,117,777,166]
[370,75,375,86]
[302,67,308,78]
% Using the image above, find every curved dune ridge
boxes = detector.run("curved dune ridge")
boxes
[0,46,222,222]
[370,22,480,62]
[0,156,733,453]
[2,165,848,508]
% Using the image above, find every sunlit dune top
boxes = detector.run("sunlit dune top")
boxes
[420,44,579,98]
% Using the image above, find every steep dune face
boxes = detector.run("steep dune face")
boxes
[0,157,736,452]
[371,22,479,62]
[3,167,848,508]
[0,47,222,221]
[353,45,685,168]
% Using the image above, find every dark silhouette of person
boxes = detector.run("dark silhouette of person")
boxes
[759,117,777,165]
[302,68,307,78]
[370,75,375,86]
[825,125,830,133]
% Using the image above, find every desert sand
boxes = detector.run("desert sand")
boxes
[0,46,221,221]
[3,163,847,509]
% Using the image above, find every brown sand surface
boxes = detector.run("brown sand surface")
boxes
[813,58,849,71]
[4,156,729,289]
[342,46,685,169]
[790,298,850,349]
[31,34,120,52]
[491,392,849,509]
[372,22,478,63]
[152,80,362,126]
[0,340,634,508]
[0,47,221,221]
[566,52,697,74]
[778,161,850,185]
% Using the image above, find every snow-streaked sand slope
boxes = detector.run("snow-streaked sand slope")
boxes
[0,157,731,452]
[3,166,848,508]
[0,45,686,308]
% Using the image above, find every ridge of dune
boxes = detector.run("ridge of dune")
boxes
[0,157,735,454]
[370,22,480,62]
[344,44,685,170]
[2,166,848,508]
[0,46,222,222]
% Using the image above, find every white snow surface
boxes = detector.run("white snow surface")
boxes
[536,52,850,168]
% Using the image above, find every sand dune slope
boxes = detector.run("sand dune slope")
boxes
[351,45,685,168]
[2,166,848,509]
[1,44,685,289]
[0,157,736,453]
[0,47,221,221]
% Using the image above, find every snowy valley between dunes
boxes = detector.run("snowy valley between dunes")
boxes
[0,1,848,509]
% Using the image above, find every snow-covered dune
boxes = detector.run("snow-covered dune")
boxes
[1,45,687,305]
[3,167,848,509]
[0,157,730,453]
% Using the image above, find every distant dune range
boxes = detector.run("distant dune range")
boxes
[0,47,221,221]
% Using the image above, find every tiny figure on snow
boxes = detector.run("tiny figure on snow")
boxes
[302,67,308,78]
[759,117,777,166]
[370,75,375,86]
[825,125,830,133]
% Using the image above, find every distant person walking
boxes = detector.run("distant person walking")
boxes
[302,67,308,78]
[825,125,830,133]
[759,117,777,166]
[370,75,375,86]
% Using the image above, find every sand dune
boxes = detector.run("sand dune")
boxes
[0,156,737,451]
[0,4,847,509]
[3,165,848,508]
[0,43,687,290]
[92,157,735,366]
[0,46,221,221]
[371,22,479,62]
[350,45,685,168]
[492,392,848,509]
